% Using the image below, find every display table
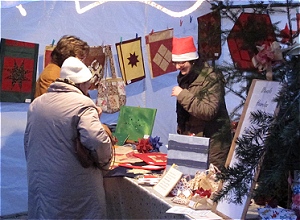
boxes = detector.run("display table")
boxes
[103,176,260,219]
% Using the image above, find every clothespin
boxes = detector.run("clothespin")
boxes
[190,15,193,23]
[101,42,105,53]
[150,29,154,35]
[120,37,122,44]
[51,39,55,47]
[240,5,244,12]
[180,19,183,26]
[136,33,138,38]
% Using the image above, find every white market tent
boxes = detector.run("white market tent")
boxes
[0,0,292,216]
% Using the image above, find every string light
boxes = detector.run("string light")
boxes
[16,4,27,16]
[142,0,205,17]
[75,0,205,17]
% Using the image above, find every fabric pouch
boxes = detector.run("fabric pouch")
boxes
[96,45,126,113]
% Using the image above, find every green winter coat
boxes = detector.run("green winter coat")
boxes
[176,63,232,169]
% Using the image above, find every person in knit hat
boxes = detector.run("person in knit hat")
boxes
[171,36,232,170]
[24,57,112,219]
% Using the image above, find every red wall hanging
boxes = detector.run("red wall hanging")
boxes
[0,38,39,103]
[227,13,276,71]
[197,10,222,61]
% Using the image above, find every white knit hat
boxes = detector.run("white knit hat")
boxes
[60,57,92,84]
[172,36,199,62]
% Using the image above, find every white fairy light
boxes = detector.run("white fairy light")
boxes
[75,0,107,14]
[141,0,205,17]
[75,0,205,17]
[16,4,27,16]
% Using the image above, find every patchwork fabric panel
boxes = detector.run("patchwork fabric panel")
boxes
[115,37,145,85]
[145,28,176,78]
[0,38,39,102]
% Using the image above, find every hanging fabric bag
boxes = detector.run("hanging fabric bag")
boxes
[96,45,126,113]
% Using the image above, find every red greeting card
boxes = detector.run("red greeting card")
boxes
[133,153,167,166]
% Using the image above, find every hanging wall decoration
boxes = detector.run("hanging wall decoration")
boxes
[115,37,145,85]
[197,10,221,61]
[145,28,176,78]
[227,13,276,71]
[0,38,39,103]
[83,46,105,88]
[43,45,55,68]
[280,23,297,44]
[96,45,126,114]
[297,12,300,31]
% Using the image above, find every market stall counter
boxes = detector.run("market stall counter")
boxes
[104,176,221,219]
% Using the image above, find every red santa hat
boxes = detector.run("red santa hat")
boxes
[172,36,199,62]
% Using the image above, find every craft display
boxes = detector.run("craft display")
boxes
[96,45,126,114]
[83,46,105,88]
[133,152,166,166]
[135,136,162,153]
[297,13,300,31]
[170,164,220,210]
[251,41,283,80]
[167,134,210,177]
[118,163,165,171]
[197,11,221,61]
[153,164,183,197]
[280,23,297,44]
[291,171,300,219]
[257,207,297,220]
[145,28,176,78]
[227,13,276,70]
[113,106,157,145]
[43,45,55,68]
[115,37,145,84]
[0,38,39,103]
[137,174,161,186]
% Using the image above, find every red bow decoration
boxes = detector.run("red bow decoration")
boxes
[252,41,283,80]
[280,23,296,43]
[194,187,212,198]
[136,138,153,153]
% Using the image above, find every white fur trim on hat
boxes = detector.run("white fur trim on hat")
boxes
[172,36,199,62]
[60,57,92,84]
[172,51,199,62]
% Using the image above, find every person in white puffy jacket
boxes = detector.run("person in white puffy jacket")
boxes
[24,57,112,219]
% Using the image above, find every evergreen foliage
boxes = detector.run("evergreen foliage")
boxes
[208,0,300,207]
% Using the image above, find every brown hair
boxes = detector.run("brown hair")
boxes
[51,35,89,67]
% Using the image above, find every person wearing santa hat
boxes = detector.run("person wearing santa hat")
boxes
[171,36,232,170]
[24,57,113,219]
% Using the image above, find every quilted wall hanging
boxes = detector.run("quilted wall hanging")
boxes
[227,12,276,71]
[0,38,39,103]
[115,37,145,85]
[145,28,176,78]
[83,46,105,80]
[197,10,221,61]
